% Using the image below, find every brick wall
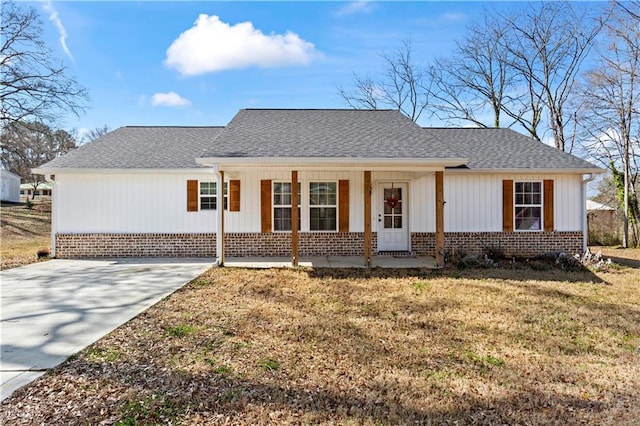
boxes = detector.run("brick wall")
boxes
[225,232,378,256]
[55,231,582,259]
[412,231,583,257]
[56,233,216,258]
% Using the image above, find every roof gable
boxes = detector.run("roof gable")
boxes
[199,109,461,159]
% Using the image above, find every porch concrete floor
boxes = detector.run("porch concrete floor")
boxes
[223,255,438,269]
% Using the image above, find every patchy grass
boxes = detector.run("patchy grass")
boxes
[0,199,51,270]
[2,262,639,425]
[591,245,640,268]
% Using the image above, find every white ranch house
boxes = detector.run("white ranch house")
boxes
[35,109,602,266]
[1,169,21,203]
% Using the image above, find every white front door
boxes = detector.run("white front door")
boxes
[377,182,409,251]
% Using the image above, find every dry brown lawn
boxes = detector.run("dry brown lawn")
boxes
[0,199,51,270]
[2,256,639,425]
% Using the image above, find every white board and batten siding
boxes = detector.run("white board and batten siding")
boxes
[54,170,584,235]
[443,173,583,232]
[55,173,217,234]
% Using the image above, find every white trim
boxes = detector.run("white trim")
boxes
[216,171,224,266]
[513,180,543,232]
[445,168,604,175]
[376,180,410,251]
[272,181,301,232]
[33,168,214,175]
[582,173,596,252]
[198,157,467,170]
[309,180,339,232]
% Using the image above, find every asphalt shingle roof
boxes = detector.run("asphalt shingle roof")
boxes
[37,109,601,172]
[39,126,223,169]
[423,127,600,170]
[199,109,461,159]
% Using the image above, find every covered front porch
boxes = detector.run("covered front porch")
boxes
[208,165,449,268]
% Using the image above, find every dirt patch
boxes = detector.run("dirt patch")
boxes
[2,265,638,425]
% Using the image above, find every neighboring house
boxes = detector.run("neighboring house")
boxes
[34,109,603,266]
[1,169,21,202]
[586,199,619,246]
[20,182,52,198]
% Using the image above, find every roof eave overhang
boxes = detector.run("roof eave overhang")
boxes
[196,156,469,172]
[444,167,605,175]
[32,167,213,175]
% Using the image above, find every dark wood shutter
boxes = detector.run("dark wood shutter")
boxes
[502,180,514,232]
[261,180,272,233]
[229,180,240,212]
[339,180,349,232]
[187,180,198,212]
[543,179,554,231]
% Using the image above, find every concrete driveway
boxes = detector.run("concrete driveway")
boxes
[0,258,213,401]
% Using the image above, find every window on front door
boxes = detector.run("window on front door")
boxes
[383,187,403,229]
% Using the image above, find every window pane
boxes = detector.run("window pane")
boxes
[200,197,216,210]
[310,207,336,231]
[200,182,216,196]
[384,216,392,228]
[310,182,336,206]
[394,216,402,229]
[274,207,292,231]
[515,206,541,230]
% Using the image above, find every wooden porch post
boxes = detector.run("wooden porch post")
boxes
[364,171,372,267]
[435,170,444,267]
[219,170,225,266]
[291,170,299,266]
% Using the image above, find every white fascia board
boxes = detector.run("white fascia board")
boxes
[197,157,469,171]
[444,167,605,175]
[32,167,215,175]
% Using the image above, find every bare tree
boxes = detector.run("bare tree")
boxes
[501,1,602,151]
[578,1,640,247]
[338,40,431,122]
[82,125,110,144]
[429,13,517,128]
[0,121,76,197]
[0,1,89,126]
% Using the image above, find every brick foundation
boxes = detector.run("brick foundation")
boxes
[412,231,583,257]
[55,233,216,258]
[55,231,582,259]
[225,232,378,256]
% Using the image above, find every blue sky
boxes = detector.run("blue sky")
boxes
[31,1,545,135]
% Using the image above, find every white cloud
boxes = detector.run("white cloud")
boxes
[42,1,73,60]
[164,15,321,76]
[440,12,465,23]
[151,92,191,107]
[334,1,376,18]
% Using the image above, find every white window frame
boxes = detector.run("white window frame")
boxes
[199,181,227,211]
[272,181,301,232]
[309,181,338,232]
[514,181,542,232]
